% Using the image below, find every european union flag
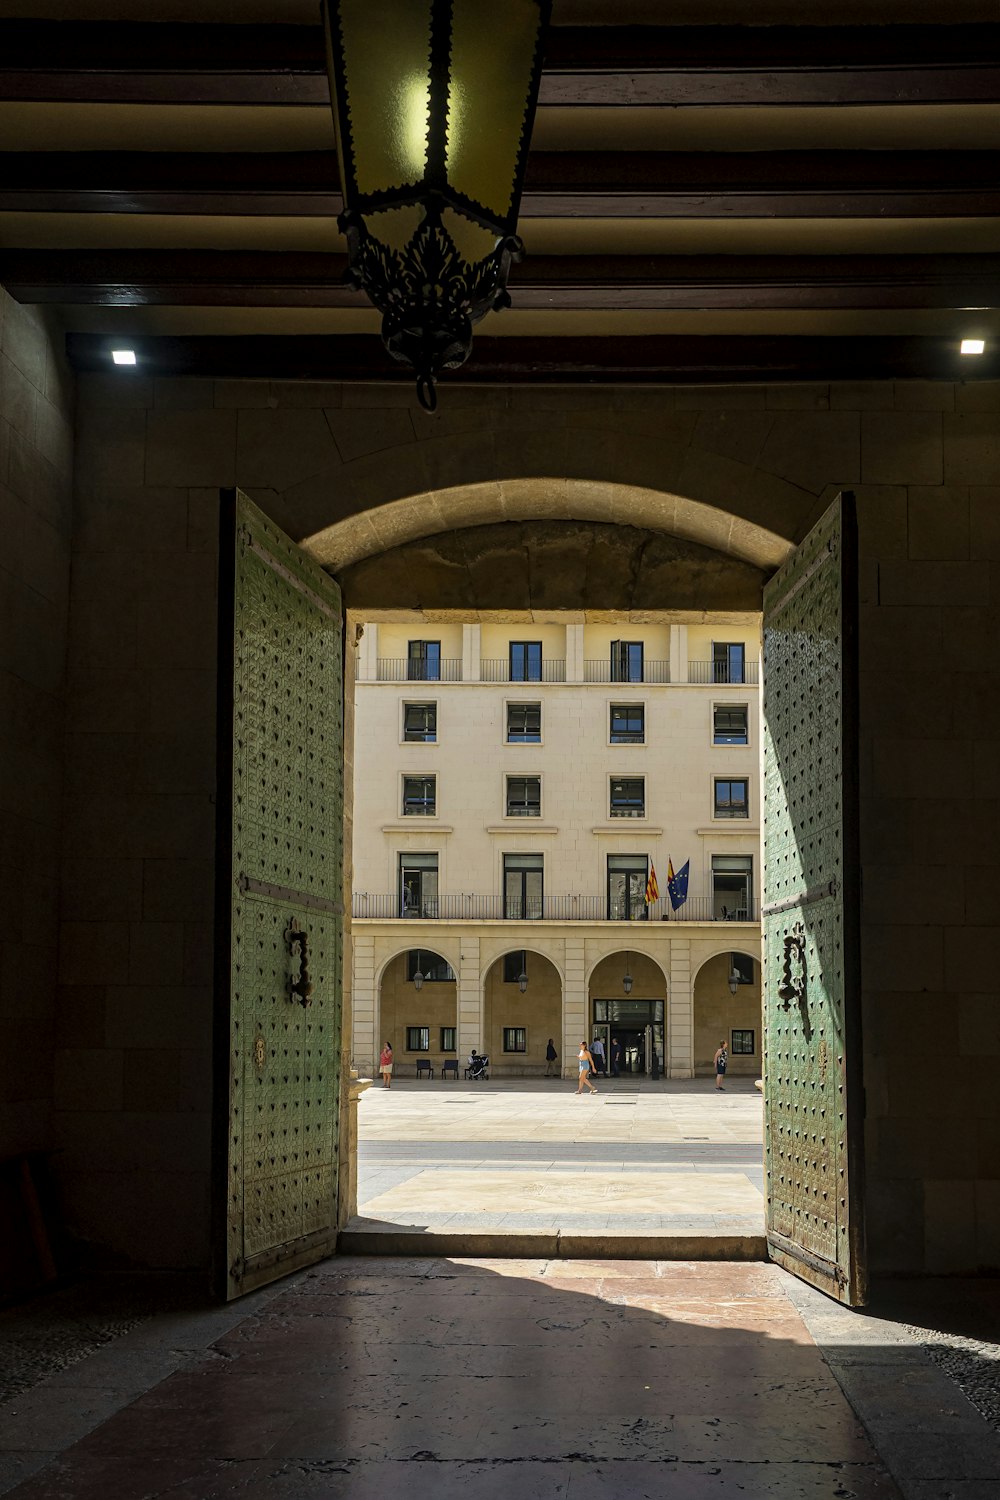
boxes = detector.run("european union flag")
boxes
[666,858,690,912]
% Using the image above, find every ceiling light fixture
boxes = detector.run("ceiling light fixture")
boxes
[960,338,986,355]
[321,0,551,412]
[111,349,137,365]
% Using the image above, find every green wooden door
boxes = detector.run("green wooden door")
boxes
[213,490,344,1300]
[762,492,867,1307]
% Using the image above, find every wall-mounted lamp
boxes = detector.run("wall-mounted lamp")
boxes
[111,349,137,365]
[961,338,986,355]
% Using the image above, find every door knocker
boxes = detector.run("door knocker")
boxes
[777,921,807,1010]
[286,918,313,1007]
[254,1035,266,1072]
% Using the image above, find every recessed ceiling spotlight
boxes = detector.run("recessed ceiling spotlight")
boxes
[111,349,137,365]
[960,338,985,355]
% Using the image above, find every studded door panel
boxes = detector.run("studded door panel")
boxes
[215,490,344,1300]
[762,492,866,1307]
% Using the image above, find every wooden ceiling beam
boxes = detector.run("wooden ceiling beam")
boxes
[8,251,1000,312]
[64,332,1000,384]
[1,22,999,108]
[3,152,999,219]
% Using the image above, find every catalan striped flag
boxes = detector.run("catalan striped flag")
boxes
[645,861,659,905]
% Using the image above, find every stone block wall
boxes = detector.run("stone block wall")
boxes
[52,370,1000,1275]
[0,288,74,1160]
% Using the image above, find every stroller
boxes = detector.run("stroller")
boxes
[466,1051,489,1081]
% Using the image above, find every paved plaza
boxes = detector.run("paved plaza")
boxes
[353,1077,765,1249]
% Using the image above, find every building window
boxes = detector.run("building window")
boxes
[406,1026,430,1051]
[607,854,648,921]
[611,640,643,683]
[407,640,441,681]
[731,952,754,986]
[713,704,748,745]
[399,853,438,918]
[510,641,542,682]
[610,776,645,818]
[504,853,543,919]
[506,775,541,817]
[403,702,437,742]
[610,704,644,744]
[714,778,748,819]
[440,1026,456,1052]
[712,855,753,920]
[503,950,527,983]
[713,642,745,684]
[402,775,436,816]
[507,702,541,743]
[503,1027,527,1053]
[731,1029,755,1055]
[407,950,455,983]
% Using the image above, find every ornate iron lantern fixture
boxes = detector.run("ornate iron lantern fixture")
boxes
[322,0,551,411]
[622,954,633,996]
[517,967,529,994]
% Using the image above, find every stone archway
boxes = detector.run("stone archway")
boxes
[588,950,669,1079]
[373,947,460,1078]
[692,949,762,1079]
[482,949,562,1077]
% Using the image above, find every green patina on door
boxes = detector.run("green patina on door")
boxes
[213,490,344,1300]
[762,492,867,1307]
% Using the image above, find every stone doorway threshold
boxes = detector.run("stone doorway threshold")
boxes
[348,1076,766,1258]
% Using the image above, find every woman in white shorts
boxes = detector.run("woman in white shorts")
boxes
[379,1041,393,1088]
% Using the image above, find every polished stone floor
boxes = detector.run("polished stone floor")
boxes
[355,1078,765,1243]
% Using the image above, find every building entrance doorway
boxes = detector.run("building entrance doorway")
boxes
[593,1000,663,1077]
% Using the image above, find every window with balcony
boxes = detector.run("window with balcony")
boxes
[407,640,441,680]
[504,950,527,983]
[399,853,438,918]
[503,1027,527,1053]
[712,854,752,920]
[507,702,541,743]
[610,703,645,744]
[403,701,437,742]
[714,778,749,819]
[504,853,543,919]
[712,642,745,684]
[713,704,748,745]
[509,641,542,682]
[402,774,436,816]
[608,854,648,921]
[610,776,645,818]
[506,775,541,817]
[611,640,643,683]
[407,950,455,982]
[406,1026,430,1051]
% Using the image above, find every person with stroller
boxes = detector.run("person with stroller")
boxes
[467,1049,489,1081]
[576,1040,598,1095]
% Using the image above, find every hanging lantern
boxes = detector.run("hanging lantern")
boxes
[322,0,551,410]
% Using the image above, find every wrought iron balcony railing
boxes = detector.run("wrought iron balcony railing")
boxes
[352,893,757,923]
[376,658,463,682]
[480,659,567,683]
[583,660,670,684]
[687,660,759,685]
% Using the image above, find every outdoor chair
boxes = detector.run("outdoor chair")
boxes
[441,1059,459,1080]
[415,1058,434,1079]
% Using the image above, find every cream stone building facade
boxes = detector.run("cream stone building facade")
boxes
[350,615,763,1080]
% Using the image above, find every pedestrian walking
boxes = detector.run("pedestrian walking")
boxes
[379,1041,393,1089]
[610,1037,622,1077]
[545,1038,558,1076]
[590,1033,606,1075]
[576,1040,598,1095]
[714,1039,728,1091]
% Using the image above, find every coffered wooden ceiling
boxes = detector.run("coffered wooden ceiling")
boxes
[2,0,1000,384]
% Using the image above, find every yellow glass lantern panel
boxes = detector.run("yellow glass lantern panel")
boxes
[335,0,434,196]
[446,0,543,225]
